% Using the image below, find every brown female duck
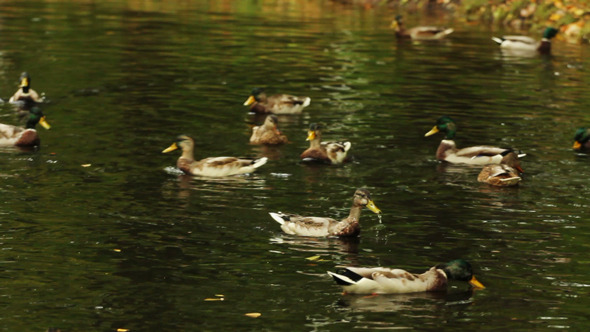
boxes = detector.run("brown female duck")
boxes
[269,188,381,237]
[477,150,523,186]
[243,88,310,114]
[301,123,351,164]
[163,135,268,177]
[391,15,454,40]
[249,115,288,145]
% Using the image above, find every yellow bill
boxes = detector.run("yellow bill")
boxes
[243,95,256,106]
[20,77,29,88]
[366,200,381,214]
[573,141,582,150]
[424,126,439,137]
[162,142,179,153]
[306,130,316,141]
[469,275,485,289]
[390,21,399,29]
[39,116,51,130]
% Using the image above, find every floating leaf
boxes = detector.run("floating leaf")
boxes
[117,329,129,332]
[113,249,121,252]
[306,255,321,261]
[204,297,224,301]
[245,312,261,318]
[81,164,92,167]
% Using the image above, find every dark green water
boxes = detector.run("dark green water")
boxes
[1,1,590,331]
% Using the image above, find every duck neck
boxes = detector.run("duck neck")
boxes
[437,140,457,160]
[181,147,195,162]
[347,204,363,222]
[309,136,321,148]
[538,40,551,54]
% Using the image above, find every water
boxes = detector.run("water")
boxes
[1,1,590,331]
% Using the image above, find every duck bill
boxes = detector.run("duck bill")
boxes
[424,126,439,137]
[243,95,256,106]
[515,165,524,173]
[162,142,179,153]
[20,77,29,88]
[366,200,382,214]
[390,21,399,29]
[469,275,485,289]
[306,130,316,141]
[573,141,582,150]
[39,116,51,130]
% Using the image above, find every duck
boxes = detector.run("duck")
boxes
[162,135,268,177]
[492,27,559,55]
[477,150,523,186]
[301,123,351,164]
[269,188,381,237]
[390,15,454,40]
[573,127,590,151]
[8,72,43,109]
[424,116,524,165]
[249,115,288,145]
[243,88,311,114]
[327,259,485,295]
[0,106,51,147]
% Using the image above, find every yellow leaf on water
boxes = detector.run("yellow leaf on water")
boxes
[215,294,224,297]
[204,297,224,301]
[113,249,121,252]
[306,255,321,261]
[81,164,92,167]
[245,312,261,318]
[117,329,129,332]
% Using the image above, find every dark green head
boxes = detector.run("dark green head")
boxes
[26,107,51,130]
[574,128,590,143]
[543,27,558,40]
[436,259,484,288]
[424,116,456,139]
[309,123,323,131]
[251,87,265,100]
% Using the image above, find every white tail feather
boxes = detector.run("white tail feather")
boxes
[302,97,311,108]
[269,212,285,225]
[252,157,268,169]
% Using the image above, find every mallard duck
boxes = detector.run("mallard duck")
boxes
[243,88,311,114]
[573,127,590,151]
[301,123,351,164]
[8,72,43,108]
[249,115,288,145]
[327,259,485,295]
[0,106,50,147]
[390,15,454,40]
[477,150,523,186]
[269,188,381,237]
[492,27,559,55]
[425,116,524,165]
[162,135,268,177]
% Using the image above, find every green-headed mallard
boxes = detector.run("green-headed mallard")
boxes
[327,259,485,295]
[301,123,351,164]
[425,116,524,165]
[243,87,311,114]
[492,27,558,55]
[0,106,50,147]
[390,15,454,40]
[269,188,381,237]
[573,127,590,151]
[477,150,523,186]
[163,135,268,177]
[249,115,288,145]
[9,72,43,108]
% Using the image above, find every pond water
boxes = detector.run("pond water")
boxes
[1,0,590,331]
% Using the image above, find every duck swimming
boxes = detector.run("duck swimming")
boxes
[300,123,351,165]
[243,88,311,114]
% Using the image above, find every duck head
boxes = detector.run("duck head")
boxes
[306,123,323,141]
[353,188,381,214]
[543,27,559,40]
[500,150,524,172]
[162,135,194,153]
[425,116,456,140]
[243,87,266,106]
[573,127,590,150]
[26,107,51,130]
[19,72,31,93]
[436,259,485,289]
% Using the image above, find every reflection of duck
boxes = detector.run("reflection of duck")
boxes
[9,72,43,109]
[492,27,558,55]
[0,107,51,147]
[425,116,524,165]
[162,135,268,177]
[269,188,381,237]
[250,115,288,145]
[301,123,351,164]
[477,151,523,186]
[573,127,590,151]
[328,259,484,295]
[390,15,453,40]
[243,88,310,114]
